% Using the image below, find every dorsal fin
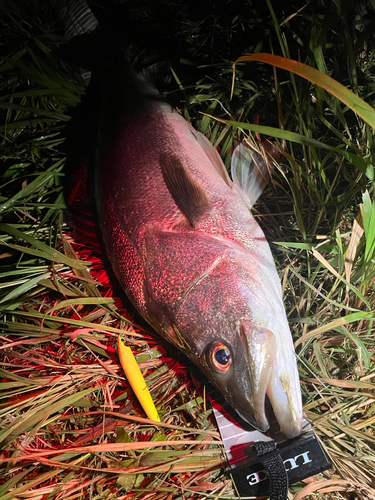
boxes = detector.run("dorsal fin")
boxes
[231,143,271,209]
[159,152,212,226]
[189,129,233,188]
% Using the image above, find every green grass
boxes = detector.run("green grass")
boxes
[1,0,375,499]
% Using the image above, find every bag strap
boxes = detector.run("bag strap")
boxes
[253,440,289,500]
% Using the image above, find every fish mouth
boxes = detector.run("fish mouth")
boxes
[234,400,269,433]
[239,321,275,432]
[240,321,302,438]
[266,361,302,438]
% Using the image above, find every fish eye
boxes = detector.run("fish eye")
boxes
[209,342,231,373]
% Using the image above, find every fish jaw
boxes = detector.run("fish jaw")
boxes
[238,297,303,438]
[266,350,303,438]
[234,320,303,437]
[238,321,277,431]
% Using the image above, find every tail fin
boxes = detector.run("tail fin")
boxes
[50,0,98,85]
[50,0,98,40]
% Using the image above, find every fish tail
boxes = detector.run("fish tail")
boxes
[50,0,98,41]
[50,0,99,85]
[51,0,132,82]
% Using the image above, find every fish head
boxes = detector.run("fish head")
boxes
[174,257,303,438]
[201,321,276,432]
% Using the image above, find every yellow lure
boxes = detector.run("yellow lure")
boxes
[117,336,160,422]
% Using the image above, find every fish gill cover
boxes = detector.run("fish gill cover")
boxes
[0,0,375,499]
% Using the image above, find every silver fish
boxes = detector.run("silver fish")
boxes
[92,55,303,437]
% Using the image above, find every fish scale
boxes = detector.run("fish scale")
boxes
[143,231,228,304]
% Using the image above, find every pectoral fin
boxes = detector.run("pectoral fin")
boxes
[231,143,271,209]
[159,152,212,226]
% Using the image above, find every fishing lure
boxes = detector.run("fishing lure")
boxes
[117,336,160,422]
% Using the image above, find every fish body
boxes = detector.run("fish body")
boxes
[92,50,303,437]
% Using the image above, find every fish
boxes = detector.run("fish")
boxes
[62,1,303,438]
